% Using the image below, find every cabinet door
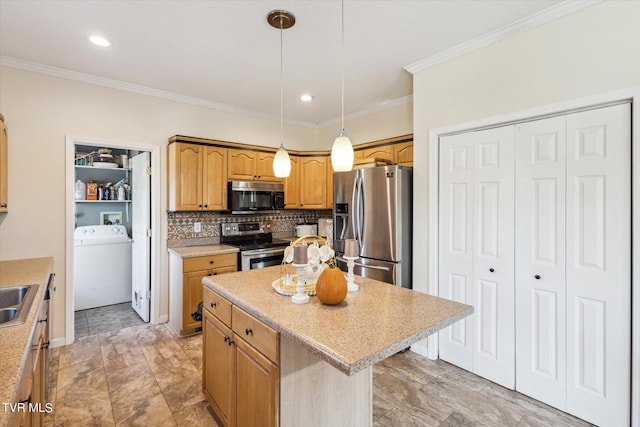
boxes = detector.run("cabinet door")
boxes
[326,158,334,209]
[228,149,257,180]
[168,143,202,211]
[299,157,327,209]
[203,311,235,427]
[284,155,300,208]
[362,146,393,162]
[202,146,227,210]
[394,141,413,166]
[235,336,279,427]
[0,118,7,212]
[353,150,365,161]
[184,270,209,331]
[256,152,281,182]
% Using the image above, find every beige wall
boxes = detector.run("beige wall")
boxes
[0,66,412,343]
[412,0,640,299]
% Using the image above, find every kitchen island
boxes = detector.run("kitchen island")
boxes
[202,265,472,427]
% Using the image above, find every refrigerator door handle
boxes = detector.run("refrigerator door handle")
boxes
[352,174,361,242]
[336,257,391,271]
[357,173,365,247]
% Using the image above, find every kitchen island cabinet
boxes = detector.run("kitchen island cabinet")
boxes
[202,265,472,426]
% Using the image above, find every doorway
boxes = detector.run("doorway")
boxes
[65,136,161,345]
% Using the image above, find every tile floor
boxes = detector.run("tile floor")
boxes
[46,303,593,426]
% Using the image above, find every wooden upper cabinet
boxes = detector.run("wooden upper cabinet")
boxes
[202,146,227,210]
[362,145,394,162]
[300,156,327,209]
[353,150,365,161]
[228,149,257,180]
[168,142,227,211]
[256,152,280,181]
[0,114,7,212]
[228,149,281,182]
[284,155,300,208]
[394,141,413,166]
[326,159,334,209]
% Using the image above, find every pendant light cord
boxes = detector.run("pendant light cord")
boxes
[340,0,345,134]
[280,18,284,149]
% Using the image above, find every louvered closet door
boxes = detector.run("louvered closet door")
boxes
[565,104,631,427]
[439,132,474,371]
[515,116,568,409]
[439,127,515,387]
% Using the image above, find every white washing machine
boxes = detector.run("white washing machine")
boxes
[74,225,132,311]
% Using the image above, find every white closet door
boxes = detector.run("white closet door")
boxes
[439,132,475,371]
[565,103,631,427]
[515,116,567,409]
[472,126,515,389]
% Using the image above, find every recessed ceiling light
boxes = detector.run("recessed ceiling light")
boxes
[89,35,111,47]
[300,94,314,102]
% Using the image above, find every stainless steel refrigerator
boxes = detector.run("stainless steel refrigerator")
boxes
[333,165,412,288]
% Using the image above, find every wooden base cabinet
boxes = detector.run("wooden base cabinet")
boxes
[202,287,279,427]
[169,252,237,336]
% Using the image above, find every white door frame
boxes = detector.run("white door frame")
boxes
[423,86,640,427]
[65,135,163,345]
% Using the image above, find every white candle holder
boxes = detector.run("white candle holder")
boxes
[344,256,359,292]
[291,263,310,304]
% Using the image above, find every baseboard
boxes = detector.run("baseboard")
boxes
[156,314,168,324]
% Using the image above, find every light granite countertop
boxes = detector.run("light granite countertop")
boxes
[168,244,239,258]
[203,265,473,376]
[0,257,54,427]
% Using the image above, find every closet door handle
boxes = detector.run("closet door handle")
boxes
[534,275,541,280]
[489,268,495,273]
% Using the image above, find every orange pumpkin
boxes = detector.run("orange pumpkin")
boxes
[315,264,347,305]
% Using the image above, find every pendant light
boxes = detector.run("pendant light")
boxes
[331,0,354,172]
[269,10,294,178]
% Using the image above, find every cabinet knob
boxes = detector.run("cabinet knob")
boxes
[227,339,234,347]
[211,302,217,308]
[213,272,218,276]
[245,328,252,336]
[198,204,202,208]
[204,204,208,208]
[0,204,7,208]
[224,336,229,343]
[535,275,541,280]
[209,260,214,264]
[489,268,495,273]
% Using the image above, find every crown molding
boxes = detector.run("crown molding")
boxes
[0,55,318,128]
[1,55,414,130]
[404,0,601,75]
[317,94,414,128]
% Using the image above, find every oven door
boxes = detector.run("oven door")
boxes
[240,247,285,271]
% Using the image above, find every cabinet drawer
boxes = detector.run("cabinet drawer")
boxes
[203,286,232,327]
[232,306,279,363]
[184,253,237,273]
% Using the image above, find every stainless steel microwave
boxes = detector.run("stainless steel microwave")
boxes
[227,180,285,214]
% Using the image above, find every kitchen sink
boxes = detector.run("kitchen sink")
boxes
[0,285,38,328]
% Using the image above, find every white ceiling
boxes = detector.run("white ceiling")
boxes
[1,0,575,127]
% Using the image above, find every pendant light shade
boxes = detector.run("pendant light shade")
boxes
[269,10,294,178]
[273,145,291,177]
[331,0,354,172]
[331,132,354,172]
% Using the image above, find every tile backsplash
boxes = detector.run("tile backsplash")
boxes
[167,210,332,247]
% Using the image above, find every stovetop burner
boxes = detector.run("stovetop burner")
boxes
[221,221,291,251]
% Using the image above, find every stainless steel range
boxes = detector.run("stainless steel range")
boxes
[221,221,291,271]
